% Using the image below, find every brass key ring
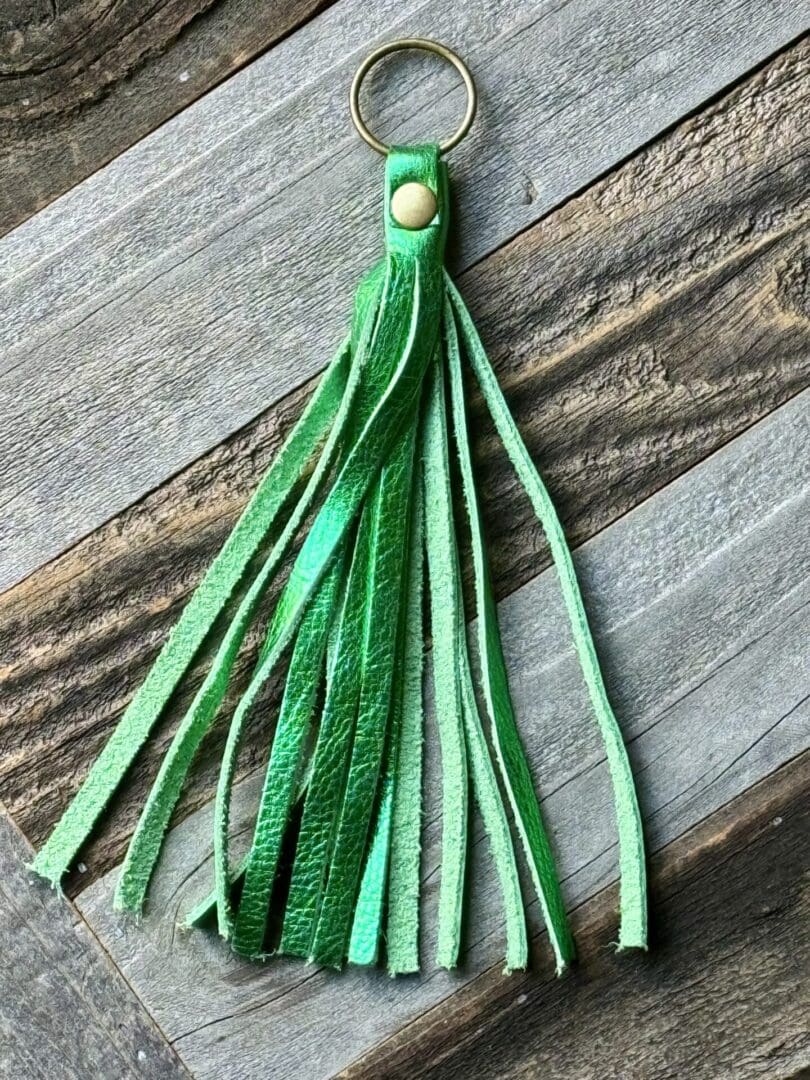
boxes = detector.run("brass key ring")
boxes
[350,38,477,156]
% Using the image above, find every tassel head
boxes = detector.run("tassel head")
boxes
[384,144,449,261]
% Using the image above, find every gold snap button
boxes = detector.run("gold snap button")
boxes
[390,182,438,229]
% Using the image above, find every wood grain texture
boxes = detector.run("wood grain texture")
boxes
[0,0,328,235]
[73,391,810,1079]
[343,751,810,1080]
[1,41,807,890]
[0,806,187,1079]
[0,0,806,590]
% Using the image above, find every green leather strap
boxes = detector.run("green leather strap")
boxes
[346,483,419,967]
[33,336,353,888]
[278,498,376,955]
[347,736,397,965]
[445,295,575,973]
[380,470,425,974]
[421,356,468,969]
[447,275,648,951]
[457,604,527,973]
[311,426,416,967]
[424,353,528,973]
[227,554,345,957]
[113,289,380,915]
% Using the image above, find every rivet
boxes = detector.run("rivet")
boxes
[391,182,438,229]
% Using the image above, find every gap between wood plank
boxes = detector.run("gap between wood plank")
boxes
[70,390,809,1078]
[459,26,810,280]
[0,803,189,1078]
[1,0,806,591]
[341,748,810,1080]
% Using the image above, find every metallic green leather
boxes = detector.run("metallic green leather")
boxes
[367,467,424,972]
[309,428,415,967]
[279,496,377,956]
[34,140,646,973]
[32,341,352,889]
[227,554,345,957]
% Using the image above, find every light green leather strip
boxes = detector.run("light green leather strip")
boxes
[111,293,380,916]
[445,296,575,973]
[425,350,527,972]
[346,745,395,966]
[422,357,468,969]
[226,555,345,957]
[447,275,648,951]
[32,338,352,888]
[379,471,425,974]
[457,602,528,973]
[311,426,415,967]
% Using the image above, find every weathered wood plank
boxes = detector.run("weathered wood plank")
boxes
[0,806,187,1079]
[0,0,806,589]
[0,0,328,236]
[343,751,810,1080]
[1,41,807,887]
[74,391,810,1080]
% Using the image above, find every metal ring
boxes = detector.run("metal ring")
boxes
[350,38,477,156]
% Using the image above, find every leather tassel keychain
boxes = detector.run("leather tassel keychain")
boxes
[33,39,647,974]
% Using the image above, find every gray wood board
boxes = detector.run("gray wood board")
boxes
[345,753,810,1080]
[0,0,326,235]
[1,0,806,591]
[76,390,810,1079]
[0,807,186,1079]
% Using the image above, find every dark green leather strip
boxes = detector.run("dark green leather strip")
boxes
[346,747,395,965]
[447,275,647,951]
[422,356,468,969]
[227,554,345,957]
[311,425,416,968]
[279,498,377,956]
[445,296,575,973]
[384,469,425,975]
[32,340,353,887]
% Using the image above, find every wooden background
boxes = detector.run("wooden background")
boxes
[0,1,808,1077]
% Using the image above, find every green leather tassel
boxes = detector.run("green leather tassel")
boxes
[34,140,646,972]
